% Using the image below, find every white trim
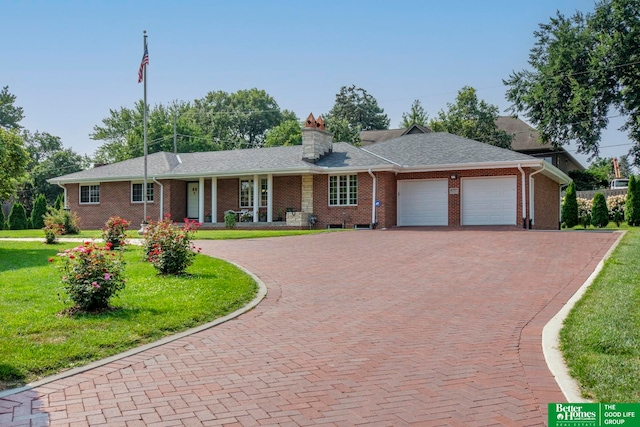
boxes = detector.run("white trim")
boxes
[211,177,217,223]
[198,177,205,223]
[79,183,100,205]
[267,174,273,222]
[130,181,154,204]
[252,174,259,223]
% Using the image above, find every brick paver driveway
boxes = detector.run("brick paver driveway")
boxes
[1,229,619,426]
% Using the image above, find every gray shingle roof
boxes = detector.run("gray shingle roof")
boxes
[314,142,393,169]
[364,132,534,166]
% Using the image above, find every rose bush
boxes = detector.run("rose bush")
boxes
[101,216,131,249]
[143,215,201,275]
[55,241,126,311]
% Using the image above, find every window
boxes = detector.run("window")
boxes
[240,178,269,208]
[80,184,100,204]
[131,182,154,202]
[329,174,357,206]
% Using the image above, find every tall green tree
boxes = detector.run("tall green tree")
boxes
[400,99,429,127]
[325,85,390,144]
[0,128,28,200]
[504,0,640,164]
[30,193,47,229]
[0,86,24,130]
[264,118,302,147]
[7,202,28,230]
[562,181,579,227]
[429,86,512,148]
[591,192,609,228]
[626,175,640,226]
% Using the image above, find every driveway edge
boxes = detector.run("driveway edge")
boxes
[542,230,626,403]
[0,259,267,399]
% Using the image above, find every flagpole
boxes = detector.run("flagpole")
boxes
[142,30,148,226]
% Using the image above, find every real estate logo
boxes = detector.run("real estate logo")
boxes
[549,403,640,427]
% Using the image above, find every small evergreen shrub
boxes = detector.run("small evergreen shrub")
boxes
[143,215,201,275]
[627,175,640,226]
[31,194,48,229]
[224,211,236,229]
[44,207,81,235]
[54,194,64,210]
[591,193,609,228]
[101,216,131,249]
[54,241,126,311]
[7,202,28,230]
[561,181,579,228]
[0,206,4,230]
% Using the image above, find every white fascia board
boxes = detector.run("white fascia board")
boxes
[536,162,572,184]
[398,160,542,173]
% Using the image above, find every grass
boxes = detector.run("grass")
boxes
[0,240,257,390]
[0,228,339,240]
[560,227,640,401]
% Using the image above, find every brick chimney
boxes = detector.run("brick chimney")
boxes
[302,113,333,163]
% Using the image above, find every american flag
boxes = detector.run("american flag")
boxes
[138,45,149,83]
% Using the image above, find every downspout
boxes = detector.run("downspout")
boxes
[528,163,546,229]
[517,164,526,229]
[368,169,377,228]
[152,177,164,220]
[56,183,68,209]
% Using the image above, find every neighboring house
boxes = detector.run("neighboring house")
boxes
[360,124,431,146]
[49,115,570,231]
[495,116,585,173]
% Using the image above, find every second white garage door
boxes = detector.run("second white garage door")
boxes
[397,179,448,226]
[462,177,517,225]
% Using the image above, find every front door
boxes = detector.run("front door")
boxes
[187,182,199,219]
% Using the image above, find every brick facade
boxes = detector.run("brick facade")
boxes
[64,167,561,231]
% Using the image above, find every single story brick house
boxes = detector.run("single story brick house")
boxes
[49,117,571,230]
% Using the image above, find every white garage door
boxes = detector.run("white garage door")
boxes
[462,177,516,225]
[397,179,448,226]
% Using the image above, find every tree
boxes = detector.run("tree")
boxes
[626,175,640,226]
[0,128,28,200]
[325,85,390,144]
[504,0,640,164]
[429,86,512,149]
[562,181,579,227]
[0,205,5,230]
[400,99,429,127]
[7,202,28,230]
[54,194,64,210]
[591,192,609,228]
[264,119,302,147]
[0,86,24,130]
[30,193,48,229]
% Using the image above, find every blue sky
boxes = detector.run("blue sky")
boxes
[1,0,630,166]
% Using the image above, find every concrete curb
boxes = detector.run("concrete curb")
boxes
[0,259,267,399]
[542,230,626,403]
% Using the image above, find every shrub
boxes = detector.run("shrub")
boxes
[7,202,28,230]
[591,193,609,228]
[54,241,126,311]
[606,194,626,225]
[44,223,64,244]
[31,194,48,229]
[44,207,80,235]
[101,216,131,249]
[54,194,64,210]
[0,206,4,230]
[561,181,579,228]
[627,175,640,226]
[143,215,201,275]
[577,197,592,228]
[224,211,236,229]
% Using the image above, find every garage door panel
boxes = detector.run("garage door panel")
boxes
[462,177,516,225]
[398,180,448,226]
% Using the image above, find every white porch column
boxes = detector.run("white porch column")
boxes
[253,174,259,222]
[211,177,217,223]
[198,177,205,223]
[267,174,273,222]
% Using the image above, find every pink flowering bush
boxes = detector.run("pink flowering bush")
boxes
[101,216,131,249]
[143,215,201,275]
[55,241,126,311]
[44,223,64,244]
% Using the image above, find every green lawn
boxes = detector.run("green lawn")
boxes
[560,227,640,401]
[0,228,339,240]
[0,241,257,390]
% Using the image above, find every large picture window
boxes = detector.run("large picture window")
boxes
[329,174,357,206]
[131,182,154,203]
[80,184,100,204]
[240,178,268,208]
